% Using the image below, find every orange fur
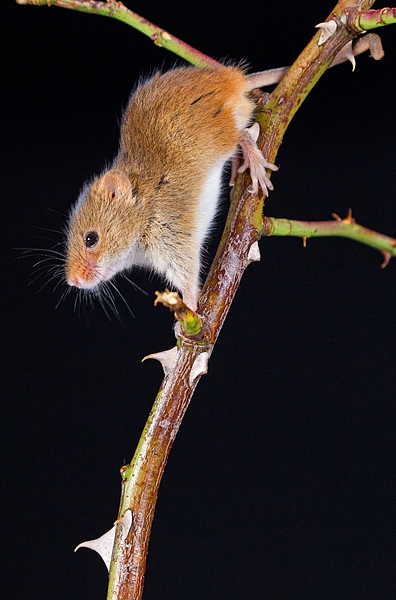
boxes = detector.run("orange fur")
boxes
[65,65,277,311]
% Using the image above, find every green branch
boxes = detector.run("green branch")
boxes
[342,7,396,32]
[15,0,219,67]
[264,211,396,266]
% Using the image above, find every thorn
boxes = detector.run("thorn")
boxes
[174,322,182,339]
[247,241,261,264]
[189,352,209,387]
[302,236,307,248]
[334,41,356,70]
[315,20,337,45]
[120,464,129,476]
[142,346,178,375]
[380,250,392,268]
[113,509,133,539]
[74,510,133,572]
[74,525,116,571]
[348,44,357,71]
[343,208,355,224]
[332,209,355,224]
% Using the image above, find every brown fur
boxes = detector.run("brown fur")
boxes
[65,65,271,310]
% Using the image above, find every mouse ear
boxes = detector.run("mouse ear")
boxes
[98,170,136,204]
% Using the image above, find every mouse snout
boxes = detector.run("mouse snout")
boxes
[65,257,101,289]
[65,254,117,289]
[67,274,87,289]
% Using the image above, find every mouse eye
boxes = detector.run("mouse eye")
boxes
[84,231,99,248]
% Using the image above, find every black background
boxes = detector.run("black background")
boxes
[3,1,396,598]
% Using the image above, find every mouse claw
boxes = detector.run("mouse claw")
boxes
[237,125,278,196]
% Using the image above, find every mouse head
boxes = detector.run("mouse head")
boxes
[65,170,138,289]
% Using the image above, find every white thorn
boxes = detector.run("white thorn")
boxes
[174,322,182,340]
[142,346,178,375]
[247,241,261,264]
[74,510,133,572]
[315,20,337,45]
[74,525,116,571]
[347,43,356,71]
[246,121,260,143]
[114,508,133,540]
[189,352,209,386]
[334,40,356,70]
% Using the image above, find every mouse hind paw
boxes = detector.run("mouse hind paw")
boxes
[235,123,278,196]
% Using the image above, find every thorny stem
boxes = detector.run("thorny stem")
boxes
[253,1,374,170]
[16,0,396,599]
[14,0,219,67]
[341,6,396,32]
[107,1,388,597]
[264,213,396,266]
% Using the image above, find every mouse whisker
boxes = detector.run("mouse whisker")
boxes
[28,265,63,286]
[17,247,66,259]
[100,283,122,319]
[73,289,81,315]
[36,270,64,294]
[52,275,67,294]
[54,285,72,310]
[29,265,63,279]
[31,225,63,235]
[31,257,64,269]
[84,291,96,311]
[46,207,67,218]
[94,289,114,322]
[107,279,135,318]
[122,273,148,296]
[30,235,62,245]
[105,285,128,325]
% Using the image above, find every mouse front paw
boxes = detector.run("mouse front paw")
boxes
[234,122,278,196]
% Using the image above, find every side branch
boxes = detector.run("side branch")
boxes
[15,0,219,67]
[154,290,204,336]
[263,211,396,266]
[342,7,396,32]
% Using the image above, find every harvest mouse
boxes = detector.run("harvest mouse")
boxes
[65,64,285,312]
[59,30,385,313]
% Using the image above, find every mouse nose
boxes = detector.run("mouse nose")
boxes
[65,257,100,289]
[65,269,84,287]
[70,276,82,288]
